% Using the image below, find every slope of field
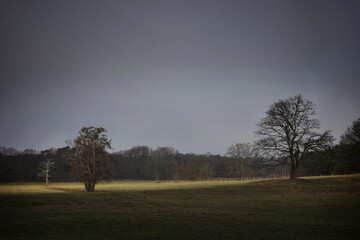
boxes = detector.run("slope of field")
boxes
[0,176,359,240]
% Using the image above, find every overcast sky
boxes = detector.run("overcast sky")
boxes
[1,0,359,155]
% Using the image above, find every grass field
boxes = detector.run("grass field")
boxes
[1,175,359,240]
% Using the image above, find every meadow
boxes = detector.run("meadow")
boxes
[0,175,359,240]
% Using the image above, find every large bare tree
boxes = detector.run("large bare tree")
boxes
[66,126,113,192]
[255,95,334,180]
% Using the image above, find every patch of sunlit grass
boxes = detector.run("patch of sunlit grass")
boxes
[1,174,359,194]
[301,173,360,179]
[95,180,256,192]
[0,180,259,194]
[0,182,88,194]
[0,182,55,194]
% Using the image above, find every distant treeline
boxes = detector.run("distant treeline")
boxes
[0,143,359,183]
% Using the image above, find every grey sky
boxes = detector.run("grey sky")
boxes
[1,0,359,155]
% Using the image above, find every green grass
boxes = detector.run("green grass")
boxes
[1,175,359,240]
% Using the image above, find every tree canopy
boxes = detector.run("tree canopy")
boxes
[340,118,360,145]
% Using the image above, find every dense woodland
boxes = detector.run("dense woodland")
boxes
[0,140,358,183]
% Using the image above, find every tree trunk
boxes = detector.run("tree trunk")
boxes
[45,169,49,187]
[155,165,158,181]
[84,179,96,192]
[240,161,244,178]
[90,181,95,192]
[290,166,298,180]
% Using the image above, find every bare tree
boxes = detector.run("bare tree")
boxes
[254,95,334,180]
[23,148,38,154]
[38,159,55,187]
[340,118,360,145]
[66,126,113,192]
[124,145,151,158]
[0,146,18,156]
[226,143,253,178]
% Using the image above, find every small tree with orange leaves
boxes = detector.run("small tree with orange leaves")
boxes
[66,126,113,192]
